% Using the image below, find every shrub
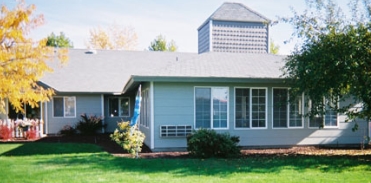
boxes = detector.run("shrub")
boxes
[75,114,106,135]
[187,128,241,158]
[0,125,13,140]
[110,121,145,158]
[59,125,76,135]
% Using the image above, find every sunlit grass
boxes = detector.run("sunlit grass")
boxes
[0,143,370,183]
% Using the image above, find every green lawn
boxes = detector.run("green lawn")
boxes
[0,143,370,183]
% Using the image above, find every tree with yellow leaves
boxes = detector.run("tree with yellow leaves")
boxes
[87,23,138,50]
[0,1,68,114]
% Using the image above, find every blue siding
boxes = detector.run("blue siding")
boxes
[46,94,103,134]
[198,21,210,54]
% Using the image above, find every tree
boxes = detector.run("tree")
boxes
[269,39,280,54]
[281,0,371,126]
[46,32,73,48]
[148,34,178,52]
[0,1,68,114]
[87,24,138,50]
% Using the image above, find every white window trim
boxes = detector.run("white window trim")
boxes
[234,87,268,130]
[307,97,339,129]
[53,96,76,118]
[194,86,229,130]
[271,88,304,129]
[108,97,130,117]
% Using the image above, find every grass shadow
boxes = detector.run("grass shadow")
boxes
[0,142,104,156]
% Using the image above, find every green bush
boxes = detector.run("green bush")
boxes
[187,128,241,158]
[59,125,76,135]
[110,121,145,158]
[75,114,106,135]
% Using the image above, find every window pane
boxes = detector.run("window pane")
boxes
[120,98,130,116]
[146,91,151,127]
[325,98,337,127]
[195,88,211,128]
[289,95,302,127]
[109,98,119,117]
[235,88,250,128]
[64,97,76,117]
[251,89,266,128]
[273,89,288,128]
[212,88,228,128]
[53,97,63,117]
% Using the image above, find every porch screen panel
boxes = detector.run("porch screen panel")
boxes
[273,89,288,128]
[235,88,250,128]
[195,88,211,128]
[251,89,266,128]
[212,88,228,128]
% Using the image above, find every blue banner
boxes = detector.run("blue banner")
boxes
[130,85,142,126]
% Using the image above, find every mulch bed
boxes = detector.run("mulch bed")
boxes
[2,134,371,158]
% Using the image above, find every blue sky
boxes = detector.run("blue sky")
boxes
[1,0,350,54]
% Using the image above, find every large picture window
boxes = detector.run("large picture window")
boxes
[109,97,130,117]
[53,96,76,118]
[195,87,228,129]
[272,88,303,128]
[235,88,267,129]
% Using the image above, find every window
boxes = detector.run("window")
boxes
[235,88,267,129]
[308,98,338,128]
[109,97,130,117]
[195,87,228,129]
[53,96,76,118]
[272,88,303,128]
[140,89,151,127]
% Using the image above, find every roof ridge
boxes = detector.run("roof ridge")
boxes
[197,2,270,30]
[229,2,270,22]
[212,2,270,21]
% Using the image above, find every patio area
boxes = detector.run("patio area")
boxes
[0,119,45,141]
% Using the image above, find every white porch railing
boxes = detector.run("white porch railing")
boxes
[0,119,44,140]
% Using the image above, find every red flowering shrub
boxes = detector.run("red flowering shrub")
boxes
[26,127,38,140]
[0,125,13,140]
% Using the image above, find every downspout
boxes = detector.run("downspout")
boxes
[150,82,154,149]
[101,94,105,133]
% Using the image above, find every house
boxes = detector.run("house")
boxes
[10,48,367,151]
[1,2,370,151]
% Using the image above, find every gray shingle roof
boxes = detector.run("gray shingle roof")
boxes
[40,49,197,93]
[141,52,285,78]
[40,49,286,94]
